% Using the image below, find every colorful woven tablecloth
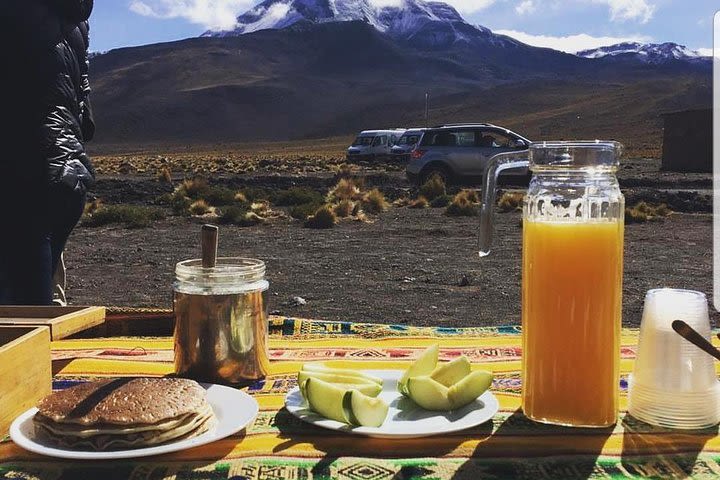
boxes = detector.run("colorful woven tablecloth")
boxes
[2,317,720,479]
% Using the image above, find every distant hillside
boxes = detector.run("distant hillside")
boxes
[88,21,711,155]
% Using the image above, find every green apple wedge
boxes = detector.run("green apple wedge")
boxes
[344,390,389,428]
[406,375,453,411]
[303,378,351,424]
[300,380,381,399]
[298,371,379,387]
[447,370,493,410]
[302,364,383,385]
[430,356,471,387]
[398,344,439,396]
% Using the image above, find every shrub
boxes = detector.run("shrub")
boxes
[334,163,357,178]
[170,192,192,216]
[419,174,446,201]
[239,187,270,203]
[457,189,480,204]
[625,207,648,224]
[189,199,212,216]
[430,194,452,208]
[240,212,266,226]
[234,191,248,203]
[289,202,324,220]
[157,166,172,183]
[179,178,210,199]
[83,205,165,229]
[328,178,362,202]
[446,193,478,217]
[275,187,324,206]
[219,205,249,225]
[334,199,355,218]
[408,196,429,209]
[203,186,236,206]
[625,202,671,224]
[362,188,388,214]
[498,192,524,212]
[84,198,103,216]
[305,205,336,229]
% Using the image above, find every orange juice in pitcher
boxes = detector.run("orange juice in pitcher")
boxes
[479,141,624,427]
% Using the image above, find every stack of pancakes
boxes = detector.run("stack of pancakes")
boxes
[34,378,216,450]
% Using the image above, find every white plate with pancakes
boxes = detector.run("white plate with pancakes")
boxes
[10,378,258,460]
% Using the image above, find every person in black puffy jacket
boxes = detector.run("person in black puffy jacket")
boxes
[0,0,95,304]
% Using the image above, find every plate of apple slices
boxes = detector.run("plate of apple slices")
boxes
[285,345,499,438]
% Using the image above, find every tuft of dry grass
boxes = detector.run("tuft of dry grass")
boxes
[362,188,388,214]
[83,204,165,229]
[334,199,355,218]
[328,178,363,202]
[189,199,212,216]
[84,198,103,216]
[157,166,172,183]
[456,189,480,204]
[625,201,672,224]
[305,205,336,229]
[234,191,248,203]
[497,192,524,212]
[408,196,429,209]
[419,174,446,201]
[446,192,478,217]
[179,177,210,198]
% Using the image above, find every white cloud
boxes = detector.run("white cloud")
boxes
[494,30,653,53]
[129,0,253,30]
[695,48,713,57]
[589,0,655,23]
[515,0,536,15]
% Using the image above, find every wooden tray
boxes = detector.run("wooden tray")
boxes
[0,326,51,434]
[0,306,105,340]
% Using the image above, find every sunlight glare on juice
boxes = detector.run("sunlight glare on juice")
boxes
[521,218,624,427]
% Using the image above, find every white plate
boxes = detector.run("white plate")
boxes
[285,370,498,438]
[10,382,258,460]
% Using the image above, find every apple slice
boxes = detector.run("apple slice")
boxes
[345,390,389,427]
[298,371,379,387]
[447,370,493,410]
[304,382,381,398]
[431,356,471,387]
[398,344,439,396]
[304,378,351,424]
[302,364,383,385]
[300,379,380,399]
[406,375,452,411]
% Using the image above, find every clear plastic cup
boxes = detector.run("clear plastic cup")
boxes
[627,289,720,429]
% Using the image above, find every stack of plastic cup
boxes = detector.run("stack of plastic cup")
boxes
[628,288,720,429]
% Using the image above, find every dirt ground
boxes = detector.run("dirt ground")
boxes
[63,164,714,328]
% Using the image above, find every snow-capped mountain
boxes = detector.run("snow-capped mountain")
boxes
[203,0,519,48]
[577,42,710,65]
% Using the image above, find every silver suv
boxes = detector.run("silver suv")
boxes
[406,124,530,185]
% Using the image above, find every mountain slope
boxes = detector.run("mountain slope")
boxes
[577,42,711,66]
[204,0,519,48]
[88,21,711,153]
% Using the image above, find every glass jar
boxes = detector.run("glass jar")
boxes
[173,257,270,384]
[480,140,625,427]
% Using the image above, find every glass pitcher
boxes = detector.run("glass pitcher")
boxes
[480,141,624,427]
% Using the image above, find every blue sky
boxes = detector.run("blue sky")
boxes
[91,0,717,55]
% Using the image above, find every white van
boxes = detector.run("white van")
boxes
[346,129,406,162]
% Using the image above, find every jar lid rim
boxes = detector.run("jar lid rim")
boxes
[175,257,265,278]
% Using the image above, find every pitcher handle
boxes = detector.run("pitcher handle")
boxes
[479,151,530,257]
